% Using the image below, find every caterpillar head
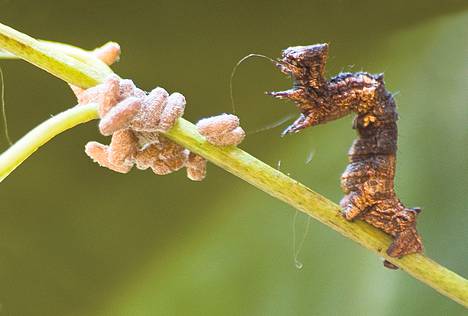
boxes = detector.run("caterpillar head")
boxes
[276,44,329,88]
[269,44,335,135]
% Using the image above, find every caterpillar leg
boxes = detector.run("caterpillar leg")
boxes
[386,208,424,257]
[340,191,369,221]
[281,113,318,136]
[387,228,423,257]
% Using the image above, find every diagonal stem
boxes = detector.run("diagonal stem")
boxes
[0,22,466,307]
[0,103,98,181]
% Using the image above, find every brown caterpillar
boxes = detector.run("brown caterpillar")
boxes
[269,44,423,265]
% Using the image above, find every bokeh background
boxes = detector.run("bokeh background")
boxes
[0,0,467,315]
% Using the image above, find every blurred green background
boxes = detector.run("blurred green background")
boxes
[0,0,467,315]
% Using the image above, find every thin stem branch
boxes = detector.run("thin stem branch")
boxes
[0,103,98,181]
[0,22,466,307]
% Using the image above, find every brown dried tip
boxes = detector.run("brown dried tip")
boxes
[185,152,207,181]
[92,42,121,66]
[196,114,245,146]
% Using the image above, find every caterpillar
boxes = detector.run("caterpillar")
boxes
[269,44,423,264]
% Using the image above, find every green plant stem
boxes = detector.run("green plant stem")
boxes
[0,23,111,87]
[0,22,466,307]
[0,103,98,181]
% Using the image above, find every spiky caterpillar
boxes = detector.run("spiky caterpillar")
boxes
[269,44,423,263]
